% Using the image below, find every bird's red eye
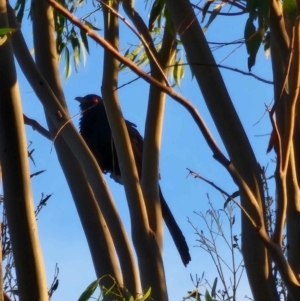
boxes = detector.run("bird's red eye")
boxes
[93,97,99,104]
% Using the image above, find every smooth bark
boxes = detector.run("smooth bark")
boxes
[163,1,278,300]
[0,2,48,300]
[101,1,167,299]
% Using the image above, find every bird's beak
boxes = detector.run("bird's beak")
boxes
[75,96,85,103]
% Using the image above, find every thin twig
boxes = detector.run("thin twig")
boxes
[168,62,273,84]
[191,2,247,15]
[187,168,231,198]
[99,0,170,86]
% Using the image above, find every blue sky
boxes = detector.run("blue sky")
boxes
[9,1,275,300]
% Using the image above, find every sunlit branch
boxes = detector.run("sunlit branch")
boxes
[281,24,299,174]
[99,0,170,86]
[270,0,290,61]
[272,20,300,246]
[271,27,295,115]
[23,114,51,140]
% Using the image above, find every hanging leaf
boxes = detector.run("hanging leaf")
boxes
[70,29,81,71]
[119,44,143,70]
[203,3,225,33]
[244,17,262,71]
[283,0,297,25]
[77,278,101,301]
[80,29,89,53]
[263,31,270,59]
[135,50,149,67]
[224,191,240,208]
[149,0,165,31]
[64,47,71,79]
[79,38,87,67]
[173,57,185,87]
[205,290,213,301]
[211,277,218,298]
[201,0,214,23]
[84,20,101,31]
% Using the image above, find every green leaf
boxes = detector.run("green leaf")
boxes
[205,290,213,301]
[79,38,87,66]
[244,17,256,47]
[119,44,143,70]
[64,47,71,79]
[135,50,149,67]
[163,6,175,36]
[84,20,101,31]
[148,0,165,31]
[247,31,262,71]
[77,278,101,301]
[203,3,224,33]
[129,45,143,61]
[244,17,256,45]
[244,17,262,71]
[70,29,81,71]
[80,29,89,53]
[283,0,297,24]
[122,287,134,301]
[201,0,213,23]
[0,28,15,35]
[224,190,240,208]
[211,277,217,298]
[173,57,185,87]
[136,287,151,301]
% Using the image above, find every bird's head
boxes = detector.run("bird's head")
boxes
[75,94,103,111]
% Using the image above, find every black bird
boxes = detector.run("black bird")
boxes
[76,94,191,266]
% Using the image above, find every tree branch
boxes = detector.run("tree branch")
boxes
[23,114,51,140]
[100,0,169,86]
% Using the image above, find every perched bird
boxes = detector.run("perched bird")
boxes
[76,94,191,266]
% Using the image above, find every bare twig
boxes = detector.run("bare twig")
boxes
[191,2,247,16]
[187,168,232,198]
[168,62,273,84]
[48,264,59,299]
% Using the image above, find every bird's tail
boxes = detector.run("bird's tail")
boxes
[159,187,191,266]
